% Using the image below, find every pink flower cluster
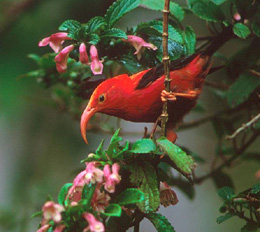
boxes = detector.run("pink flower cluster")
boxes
[36,161,121,232]
[39,33,103,75]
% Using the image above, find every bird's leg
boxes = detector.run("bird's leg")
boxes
[161,89,200,101]
[150,116,160,139]
[161,90,177,102]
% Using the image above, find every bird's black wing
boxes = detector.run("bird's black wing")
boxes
[135,53,199,90]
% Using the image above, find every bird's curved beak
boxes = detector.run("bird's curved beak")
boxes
[80,106,96,144]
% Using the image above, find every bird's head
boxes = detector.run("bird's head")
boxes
[80,74,131,144]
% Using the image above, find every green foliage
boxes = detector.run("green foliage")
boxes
[218,186,235,200]
[103,204,122,217]
[183,26,196,55]
[58,183,73,206]
[251,183,260,194]
[101,28,128,39]
[233,23,251,39]
[87,16,107,33]
[216,213,234,224]
[157,137,195,175]
[188,0,226,22]
[140,0,184,22]
[227,72,260,107]
[59,20,82,39]
[81,184,96,208]
[130,138,157,154]
[114,188,145,205]
[146,213,176,232]
[130,161,160,213]
[251,20,260,37]
[105,0,140,28]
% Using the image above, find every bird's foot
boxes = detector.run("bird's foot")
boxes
[161,90,177,102]
[174,90,200,99]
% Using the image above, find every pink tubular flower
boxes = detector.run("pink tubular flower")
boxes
[103,163,121,193]
[55,44,74,73]
[159,182,178,207]
[85,162,104,184]
[90,45,103,75]
[37,224,50,232]
[42,201,64,224]
[83,213,105,232]
[123,35,157,60]
[79,43,89,65]
[38,32,71,53]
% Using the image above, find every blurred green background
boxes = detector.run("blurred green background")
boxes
[0,0,259,231]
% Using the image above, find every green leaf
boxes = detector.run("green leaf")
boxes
[58,183,73,206]
[101,28,127,39]
[31,211,42,219]
[240,222,259,232]
[87,16,106,33]
[107,129,122,157]
[87,34,100,45]
[81,184,96,208]
[130,139,156,154]
[216,213,234,224]
[146,213,175,232]
[115,188,145,205]
[157,137,195,175]
[251,183,260,194]
[227,72,260,107]
[211,0,227,5]
[183,26,196,55]
[140,0,184,21]
[188,0,225,22]
[130,162,160,213]
[103,204,122,217]
[28,54,41,65]
[59,20,81,39]
[105,0,140,28]
[118,55,143,74]
[251,20,260,37]
[233,23,251,39]
[218,186,235,200]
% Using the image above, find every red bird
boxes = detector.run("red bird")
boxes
[80,52,211,144]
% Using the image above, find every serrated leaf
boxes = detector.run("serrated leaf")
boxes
[105,0,140,28]
[103,204,122,217]
[87,16,106,33]
[87,34,100,45]
[130,162,160,213]
[216,213,234,224]
[157,137,195,175]
[140,0,184,22]
[240,222,259,232]
[233,23,251,39]
[146,213,175,232]
[107,129,122,157]
[101,28,127,39]
[251,183,260,194]
[227,72,260,107]
[59,20,81,39]
[58,183,73,205]
[130,139,156,154]
[31,211,42,219]
[115,188,144,205]
[188,0,225,22]
[252,20,260,37]
[218,186,235,200]
[183,26,196,55]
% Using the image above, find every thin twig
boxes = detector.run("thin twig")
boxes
[160,0,171,137]
[226,113,260,140]
[249,69,260,78]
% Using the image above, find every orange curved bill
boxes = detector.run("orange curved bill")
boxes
[80,106,96,144]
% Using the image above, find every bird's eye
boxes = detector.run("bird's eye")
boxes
[99,94,105,102]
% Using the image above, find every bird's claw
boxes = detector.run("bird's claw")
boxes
[161,90,177,102]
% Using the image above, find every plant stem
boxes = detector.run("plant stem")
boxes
[134,222,140,232]
[161,0,171,137]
